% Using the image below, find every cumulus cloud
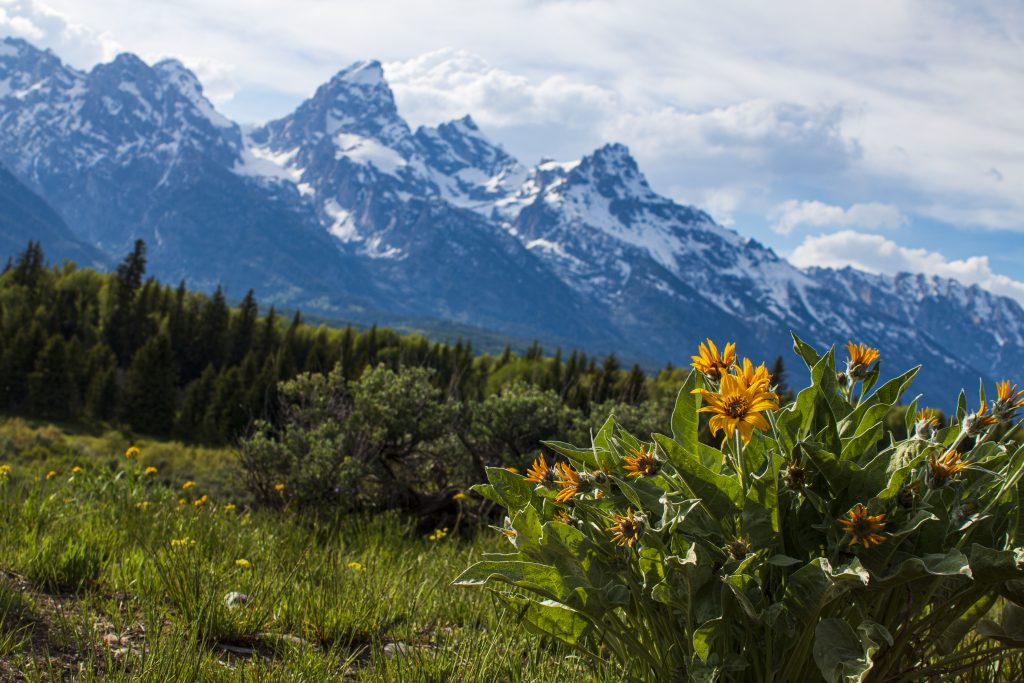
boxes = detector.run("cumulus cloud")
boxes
[770,200,907,235]
[0,0,119,67]
[789,230,1024,305]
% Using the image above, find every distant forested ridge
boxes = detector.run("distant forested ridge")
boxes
[0,241,739,446]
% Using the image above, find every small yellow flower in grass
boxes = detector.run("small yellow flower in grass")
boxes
[182,481,195,490]
[144,466,157,476]
[691,338,737,380]
[177,498,186,506]
[427,527,449,541]
[0,464,10,479]
[125,446,140,459]
[224,503,237,513]
[274,482,285,492]
[235,559,251,569]
[46,470,58,480]
[452,491,466,501]
[347,561,367,572]
[170,537,195,548]
[839,504,887,548]
[928,448,969,487]
[623,446,659,478]
[606,508,644,547]
[136,501,151,510]
[193,494,209,508]
[71,466,83,475]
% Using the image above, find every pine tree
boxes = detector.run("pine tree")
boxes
[120,333,177,435]
[229,290,258,366]
[27,335,77,420]
[197,287,230,369]
[84,345,119,421]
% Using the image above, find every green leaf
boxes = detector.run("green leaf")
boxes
[453,560,569,599]
[543,440,600,469]
[792,333,822,370]
[978,602,1024,647]
[936,593,997,655]
[813,618,873,683]
[969,544,1023,583]
[693,617,723,663]
[672,369,703,453]
[484,467,534,509]
[767,554,802,567]
[655,433,742,520]
[497,594,590,645]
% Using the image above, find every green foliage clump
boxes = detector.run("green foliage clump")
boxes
[459,336,1024,682]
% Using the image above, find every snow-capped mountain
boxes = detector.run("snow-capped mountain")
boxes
[1,36,1021,402]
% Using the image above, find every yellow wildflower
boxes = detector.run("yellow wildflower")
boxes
[347,561,367,571]
[606,508,644,547]
[994,380,1024,421]
[235,559,251,569]
[623,446,659,478]
[71,466,83,475]
[452,491,466,501]
[193,494,209,508]
[553,462,583,503]
[427,527,449,541]
[691,339,737,380]
[182,481,195,490]
[125,446,140,459]
[693,366,779,444]
[845,342,880,380]
[46,470,58,480]
[136,501,151,510]
[274,482,285,492]
[224,503,237,513]
[524,454,556,485]
[928,448,969,487]
[144,466,157,476]
[170,537,195,548]
[839,504,887,548]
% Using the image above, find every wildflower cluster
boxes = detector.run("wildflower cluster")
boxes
[460,336,1024,682]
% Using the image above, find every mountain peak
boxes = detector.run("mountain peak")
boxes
[332,59,386,87]
[570,142,650,197]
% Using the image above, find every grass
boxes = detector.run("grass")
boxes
[1,417,1022,681]
[0,419,612,681]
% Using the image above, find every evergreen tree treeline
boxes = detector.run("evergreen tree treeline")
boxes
[0,241,729,444]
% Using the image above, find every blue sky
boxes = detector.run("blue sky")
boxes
[3,0,1023,302]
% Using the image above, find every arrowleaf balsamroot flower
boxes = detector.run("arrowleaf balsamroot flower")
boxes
[691,339,737,380]
[553,462,582,503]
[606,508,644,547]
[839,504,887,548]
[965,402,998,436]
[845,342,880,380]
[623,446,659,477]
[125,446,140,459]
[928,448,969,487]
[144,466,157,476]
[994,380,1024,421]
[693,363,779,444]
[524,454,557,485]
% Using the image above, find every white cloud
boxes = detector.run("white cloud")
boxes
[0,0,119,66]
[770,200,907,235]
[789,230,1024,305]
